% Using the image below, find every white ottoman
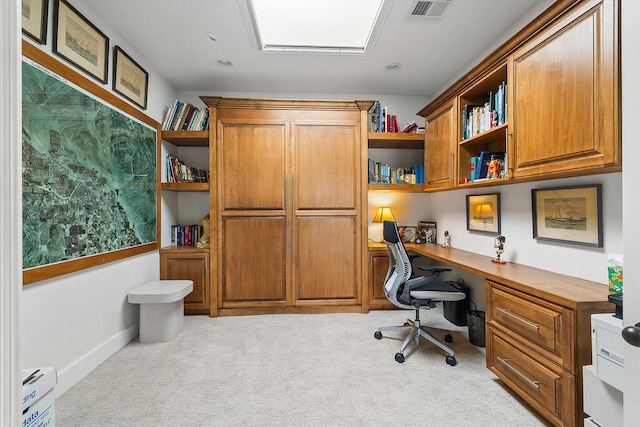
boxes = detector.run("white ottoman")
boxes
[128,280,193,343]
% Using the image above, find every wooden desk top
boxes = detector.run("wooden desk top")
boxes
[369,242,611,309]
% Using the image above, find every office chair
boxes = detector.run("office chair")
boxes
[374,221,466,365]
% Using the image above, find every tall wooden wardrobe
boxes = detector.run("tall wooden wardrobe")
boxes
[202,98,371,316]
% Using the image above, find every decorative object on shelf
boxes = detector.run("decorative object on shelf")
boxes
[531,184,603,247]
[22,0,48,44]
[417,221,437,244]
[398,225,418,243]
[492,235,506,264]
[196,215,211,249]
[442,231,451,248]
[53,0,109,83]
[466,193,501,234]
[112,46,148,110]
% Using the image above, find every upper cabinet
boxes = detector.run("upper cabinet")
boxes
[418,0,620,191]
[510,0,620,178]
[424,99,457,190]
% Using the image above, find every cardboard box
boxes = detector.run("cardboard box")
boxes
[22,389,55,427]
[607,254,623,294]
[22,367,57,411]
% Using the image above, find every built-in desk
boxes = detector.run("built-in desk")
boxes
[368,242,613,427]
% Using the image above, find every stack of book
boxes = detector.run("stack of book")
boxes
[166,154,209,183]
[368,159,424,184]
[461,81,507,140]
[171,224,202,247]
[162,100,209,131]
[368,101,419,133]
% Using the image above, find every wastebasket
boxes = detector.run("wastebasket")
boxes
[466,309,486,347]
[443,281,470,326]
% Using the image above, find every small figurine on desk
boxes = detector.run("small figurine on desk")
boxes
[492,235,506,264]
[442,231,451,248]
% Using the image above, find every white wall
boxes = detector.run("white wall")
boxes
[20,2,177,396]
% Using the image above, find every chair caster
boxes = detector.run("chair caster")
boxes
[446,355,457,366]
[445,334,453,343]
[374,331,382,340]
[395,353,405,363]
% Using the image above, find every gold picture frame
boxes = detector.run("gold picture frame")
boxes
[531,184,603,247]
[466,193,501,234]
[113,46,149,110]
[22,0,49,44]
[53,0,109,83]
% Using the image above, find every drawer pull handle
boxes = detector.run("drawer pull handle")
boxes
[497,356,540,389]
[496,307,539,330]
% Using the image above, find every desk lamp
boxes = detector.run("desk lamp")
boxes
[373,207,396,242]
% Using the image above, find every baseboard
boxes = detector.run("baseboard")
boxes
[55,323,138,397]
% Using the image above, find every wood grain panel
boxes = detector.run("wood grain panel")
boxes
[222,216,286,304]
[160,250,210,314]
[425,100,456,189]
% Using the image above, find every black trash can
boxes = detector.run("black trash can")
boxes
[443,281,470,326]
[466,310,486,347]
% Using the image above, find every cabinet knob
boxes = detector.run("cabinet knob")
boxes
[622,322,640,347]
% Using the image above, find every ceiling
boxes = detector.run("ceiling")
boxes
[81,0,553,97]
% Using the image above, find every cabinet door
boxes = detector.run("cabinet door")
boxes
[219,121,287,210]
[160,252,210,315]
[511,0,619,178]
[368,251,396,310]
[294,216,359,304]
[425,100,457,190]
[221,216,287,306]
[293,122,359,210]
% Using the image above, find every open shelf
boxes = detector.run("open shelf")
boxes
[161,130,209,146]
[367,132,424,149]
[161,182,209,191]
[368,183,424,192]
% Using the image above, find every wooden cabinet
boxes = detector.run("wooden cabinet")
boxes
[207,98,367,314]
[417,0,620,191]
[509,0,619,179]
[364,246,396,311]
[424,99,457,190]
[367,132,425,192]
[160,122,215,316]
[160,247,210,314]
[486,279,612,426]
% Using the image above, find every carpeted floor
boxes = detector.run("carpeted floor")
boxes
[56,309,546,426]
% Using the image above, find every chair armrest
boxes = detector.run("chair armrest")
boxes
[416,266,451,274]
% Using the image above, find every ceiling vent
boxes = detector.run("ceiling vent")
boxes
[406,0,452,22]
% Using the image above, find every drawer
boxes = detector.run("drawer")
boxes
[487,282,570,366]
[488,330,573,426]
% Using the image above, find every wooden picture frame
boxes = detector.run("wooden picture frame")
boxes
[22,0,49,44]
[113,46,149,110]
[417,221,437,244]
[466,193,501,234]
[531,184,603,247]
[53,0,109,83]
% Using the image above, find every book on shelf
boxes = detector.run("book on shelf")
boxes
[161,100,209,131]
[461,81,508,140]
[171,224,202,247]
[474,151,505,181]
[166,154,209,183]
[368,158,423,184]
[367,101,418,133]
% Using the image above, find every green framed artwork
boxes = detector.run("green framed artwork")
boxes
[22,42,159,285]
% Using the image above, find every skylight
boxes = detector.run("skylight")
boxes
[241,0,389,53]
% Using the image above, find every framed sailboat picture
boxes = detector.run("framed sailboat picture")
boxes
[531,184,602,247]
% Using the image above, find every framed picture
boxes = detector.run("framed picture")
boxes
[53,0,109,83]
[398,225,418,243]
[113,46,149,110]
[466,193,501,234]
[22,0,49,44]
[417,221,437,244]
[531,184,602,247]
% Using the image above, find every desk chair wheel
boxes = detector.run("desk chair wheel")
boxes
[445,333,453,343]
[446,355,457,366]
[395,353,405,363]
[374,331,383,340]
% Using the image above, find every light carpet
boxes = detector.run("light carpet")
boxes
[55,309,546,426]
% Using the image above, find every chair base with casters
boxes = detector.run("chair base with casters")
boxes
[374,220,466,365]
[374,301,457,365]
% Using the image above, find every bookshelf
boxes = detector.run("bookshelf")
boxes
[367,132,424,191]
[457,63,509,186]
